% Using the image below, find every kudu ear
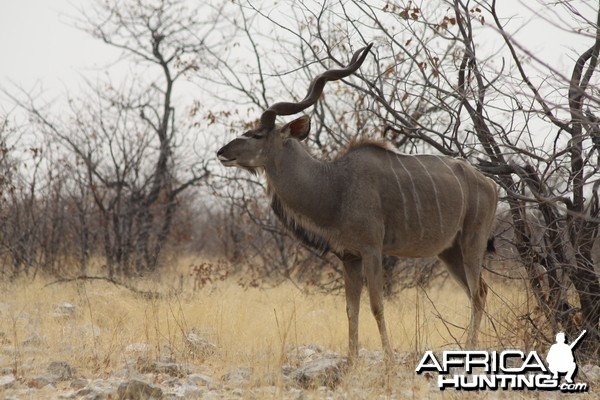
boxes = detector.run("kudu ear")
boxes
[281,115,311,141]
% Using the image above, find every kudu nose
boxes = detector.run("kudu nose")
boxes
[217,145,232,164]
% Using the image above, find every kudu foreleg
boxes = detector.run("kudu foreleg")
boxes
[342,256,363,361]
[362,248,394,361]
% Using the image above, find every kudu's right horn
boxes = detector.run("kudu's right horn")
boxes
[259,43,373,129]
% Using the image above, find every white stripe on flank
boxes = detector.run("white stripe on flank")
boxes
[473,168,480,223]
[435,156,466,220]
[414,156,444,235]
[386,152,410,235]
[395,154,425,240]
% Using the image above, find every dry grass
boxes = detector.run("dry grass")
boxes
[0,261,558,398]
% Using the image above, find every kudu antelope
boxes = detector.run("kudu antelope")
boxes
[217,44,498,360]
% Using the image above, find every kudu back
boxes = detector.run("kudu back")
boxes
[217,44,498,360]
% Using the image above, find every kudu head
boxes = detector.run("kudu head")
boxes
[217,44,372,173]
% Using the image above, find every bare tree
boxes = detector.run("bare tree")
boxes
[74,0,220,274]
[0,117,81,278]
[3,0,223,276]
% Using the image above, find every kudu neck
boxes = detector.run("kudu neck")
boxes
[265,139,339,225]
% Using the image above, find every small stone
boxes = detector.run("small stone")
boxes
[79,323,101,338]
[53,303,77,318]
[203,391,220,400]
[258,385,278,396]
[28,374,54,388]
[22,332,43,346]
[125,342,151,352]
[282,364,294,376]
[159,344,175,363]
[0,374,16,389]
[185,329,217,358]
[70,378,89,389]
[78,388,107,400]
[48,361,73,381]
[161,377,180,387]
[287,345,315,362]
[80,380,114,399]
[125,343,152,355]
[117,379,163,400]
[139,361,187,377]
[222,367,252,386]
[290,358,347,389]
[171,384,204,399]
[288,387,305,400]
[307,343,323,352]
[57,390,77,399]
[287,344,330,364]
[582,364,600,381]
[188,373,217,388]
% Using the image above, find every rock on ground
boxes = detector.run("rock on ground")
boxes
[117,379,163,400]
[222,367,252,387]
[0,344,419,399]
[289,358,347,389]
[184,328,218,359]
[47,361,73,381]
[0,374,16,389]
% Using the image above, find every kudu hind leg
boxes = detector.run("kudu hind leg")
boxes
[342,256,363,360]
[461,237,488,348]
[466,275,487,348]
[439,243,486,348]
[362,248,393,360]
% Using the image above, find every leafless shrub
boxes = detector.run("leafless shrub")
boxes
[189,261,229,292]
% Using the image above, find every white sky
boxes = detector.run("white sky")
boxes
[0,0,118,103]
[0,0,594,112]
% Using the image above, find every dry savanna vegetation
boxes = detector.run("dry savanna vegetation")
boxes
[2,0,600,398]
[1,258,597,399]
